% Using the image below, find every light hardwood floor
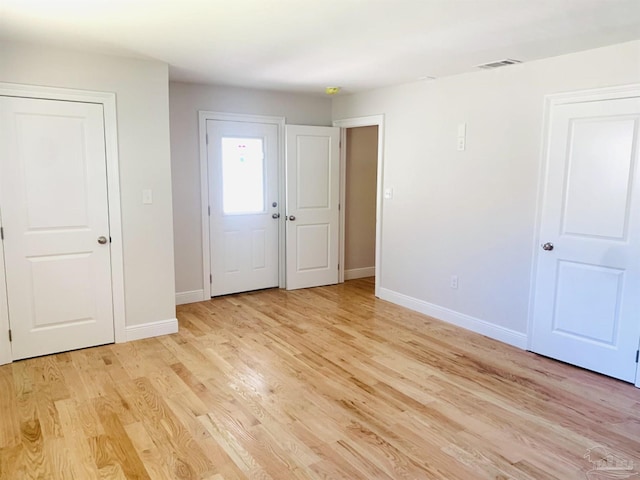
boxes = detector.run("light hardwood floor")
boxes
[0,278,638,479]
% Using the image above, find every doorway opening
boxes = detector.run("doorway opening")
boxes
[344,126,378,281]
[334,115,385,298]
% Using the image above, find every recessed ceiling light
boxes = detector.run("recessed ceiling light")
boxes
[325,86,341,95]
[418,76,436,81]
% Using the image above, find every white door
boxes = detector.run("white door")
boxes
[531,95,640,383]
[285,125,340,290]
[0,96,114,360]
[207,120,280,296]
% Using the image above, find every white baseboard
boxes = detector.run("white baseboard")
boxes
[344,267,375,280]
[378,287,527,349]
[176,289,205,305]
[125,318,179,342]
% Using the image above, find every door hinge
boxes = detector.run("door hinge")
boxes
[109,236,112,243]
[210,274,212,284]
[338,263,340,270]
[8,330,11,342]
[636,350,639,363]
[338,203,341,211]
[206,133,209,145]
[208,206,211,216]
[0,227,4,240]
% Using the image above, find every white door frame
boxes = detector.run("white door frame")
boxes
[333,115,385,298]
[198,111,286,299]
[0,82,127,365]
[527,83,640,387]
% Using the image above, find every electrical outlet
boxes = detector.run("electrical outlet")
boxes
[450,275,458,289]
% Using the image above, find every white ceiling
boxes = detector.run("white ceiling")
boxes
[1,0,639,95]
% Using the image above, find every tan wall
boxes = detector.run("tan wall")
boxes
[345,126,378,272]
[169,81,332,295]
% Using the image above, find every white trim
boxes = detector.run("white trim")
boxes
[526,91,557,351]
[125,318,178,342]
[277,118,286,289]
[636,334,640,388]
[544,83,640,106]
[380,287,527,350]
[102,93,127,344]
[176,289,206,305]
[198,111,286,299]
[0,82,126,364]
[0,214,10,365]
[344,267,375,280]
[333,115,385,298]
[338,128,347,284]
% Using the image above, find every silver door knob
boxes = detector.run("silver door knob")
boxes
[288,215,296,221]
[541,242,554,251]
[97,236,108,245]
[272,213,280,219]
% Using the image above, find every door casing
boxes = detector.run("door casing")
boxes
[527,83,640,388]
[333,115,385,298]
[199,111,286,299]
[0,82,126,365]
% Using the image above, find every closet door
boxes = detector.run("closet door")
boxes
[0,96,114,360]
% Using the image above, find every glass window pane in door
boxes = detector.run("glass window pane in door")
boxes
[221,137,265,214]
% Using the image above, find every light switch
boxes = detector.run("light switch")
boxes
[384,188,393,200]
[142,189,153,204]
[457,122,466,151]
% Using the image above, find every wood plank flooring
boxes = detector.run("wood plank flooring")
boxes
[1,277,638,479]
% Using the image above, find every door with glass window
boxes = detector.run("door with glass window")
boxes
[207,120,280,296]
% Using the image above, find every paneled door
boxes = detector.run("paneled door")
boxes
[0,96,114,360]
[531,94,640,382]
[207,120,280,296]
[285,125,340,290]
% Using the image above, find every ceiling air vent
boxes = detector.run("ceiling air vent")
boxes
[476,58,522,70]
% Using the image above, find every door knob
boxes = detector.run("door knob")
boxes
[541,242,554,251]
[272,213,280,219]
[288,215,296,221]
[97,236,108,245]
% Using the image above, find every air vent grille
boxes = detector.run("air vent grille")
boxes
[477,58,522,70]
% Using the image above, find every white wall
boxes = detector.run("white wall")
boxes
[170,81,332,297]
[332,40,640,345]
[0,41,176,328]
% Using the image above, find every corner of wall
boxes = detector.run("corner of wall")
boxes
[176,290,206,305]
[125,318,178,342]
[379,287,528,349]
